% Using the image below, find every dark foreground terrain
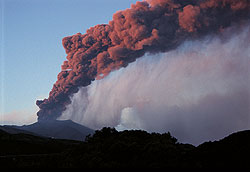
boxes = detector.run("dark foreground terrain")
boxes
[0,127,250,168]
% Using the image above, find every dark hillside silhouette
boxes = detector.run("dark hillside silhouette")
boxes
[5,120,94,141]
[1,127,249,168]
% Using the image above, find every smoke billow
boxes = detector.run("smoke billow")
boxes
[60,24,250,145]
[36,0,250,121]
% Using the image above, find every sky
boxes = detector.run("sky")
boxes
[0,0,249,145]
[0,0,138,124]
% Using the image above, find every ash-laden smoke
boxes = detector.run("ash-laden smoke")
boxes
[37,0,250,120]
[60,24,250,145]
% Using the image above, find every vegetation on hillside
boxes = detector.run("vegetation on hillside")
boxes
[0,127,250,168]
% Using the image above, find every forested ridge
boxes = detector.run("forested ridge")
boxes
[0,127,250,168]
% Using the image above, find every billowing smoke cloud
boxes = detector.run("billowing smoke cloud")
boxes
[60,24,250,145]
[36,0,250,121]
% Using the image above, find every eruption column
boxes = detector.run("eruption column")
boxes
[36,0,250,121]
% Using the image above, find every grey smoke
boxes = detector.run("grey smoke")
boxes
[59,24,250,145]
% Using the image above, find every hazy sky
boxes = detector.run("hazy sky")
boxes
[0,0,137,124]
[1,0,249,145]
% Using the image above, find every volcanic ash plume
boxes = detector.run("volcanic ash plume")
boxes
[36,0,250,121]
[60,24,250,145]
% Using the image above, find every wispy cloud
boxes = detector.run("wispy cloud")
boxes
[0,107,37,125]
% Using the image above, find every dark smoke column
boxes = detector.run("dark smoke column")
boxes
[36,0,250,121]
